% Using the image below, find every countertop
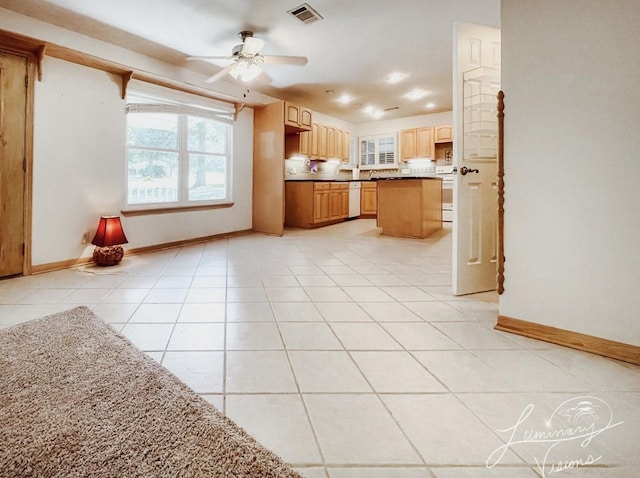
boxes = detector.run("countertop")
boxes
[285,174,441,182]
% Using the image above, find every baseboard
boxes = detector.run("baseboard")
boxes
[30,229,253,275]
[495,315,640,365]
[126,229,252,256]
[31,257,93,274]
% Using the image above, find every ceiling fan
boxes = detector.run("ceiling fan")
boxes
[188,30,308,83]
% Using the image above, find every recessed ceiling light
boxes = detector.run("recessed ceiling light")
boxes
[371,110,384,119]
[405,89,428,101]
[425,102,436,109]
[386,72,408,84]
[362,105,374,114]
[337,94,353,104]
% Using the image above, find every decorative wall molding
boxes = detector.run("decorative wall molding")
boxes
[497,90,505,294]
[0,28,245,109]
[496,315,640,365]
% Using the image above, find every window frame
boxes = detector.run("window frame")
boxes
[124,89,234,214]
[358,133,398,170]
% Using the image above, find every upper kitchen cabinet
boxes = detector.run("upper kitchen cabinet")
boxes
[285,118,351,161]
[284,102,312,132]
[435,125,453,143]
[400,127,434,161]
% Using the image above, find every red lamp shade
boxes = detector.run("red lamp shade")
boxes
[91,216,128,247]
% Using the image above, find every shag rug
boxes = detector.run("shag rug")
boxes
[0,306,301,477]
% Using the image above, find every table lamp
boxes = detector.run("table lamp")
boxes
[91,216,128,266]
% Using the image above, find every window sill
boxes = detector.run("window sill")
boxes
[121,202,234,217]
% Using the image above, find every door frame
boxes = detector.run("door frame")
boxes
[0,42,36,276]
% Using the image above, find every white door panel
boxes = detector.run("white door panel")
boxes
[453,23,501,295]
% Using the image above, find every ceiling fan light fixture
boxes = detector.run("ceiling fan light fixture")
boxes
[230,57,263,82]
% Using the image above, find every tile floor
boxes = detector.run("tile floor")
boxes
[1,219,638,477]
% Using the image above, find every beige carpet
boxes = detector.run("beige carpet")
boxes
[0,306,301,477]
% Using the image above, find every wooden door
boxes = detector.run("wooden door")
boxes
[327,127,336,158]
[310,123,319,157]
[284,102,299,127]
[416,127,434,158]
[313,189,330,223]
[453,23,501,295]
[435,125,453,143]
[318,125,328,159]
[342,131,350,161]
[299,131,310,156]
[360,183,377,215]
[329,189,341,220]
[0,52,27,277]
[340,189,349,218]
[299,107,312,129]
[336,129,344,160]
[400,129,416,161]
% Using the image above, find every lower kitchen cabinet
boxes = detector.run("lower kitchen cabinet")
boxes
[313,183,331,223]
[330,183,349,220]
[285,181,349,228]
[360,181,377,216]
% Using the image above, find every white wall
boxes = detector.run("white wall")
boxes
[32,57,253,265]
[500,0,640,345]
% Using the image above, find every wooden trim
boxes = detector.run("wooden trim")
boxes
[0,30,44,58]
[31,257,93,274]
[22,57,36,275]
[0,28,243,109]
[121,71,133,100]
[121,202,234,217]
[496,315,640,365]
[31,229,253,274]
[126,229,252,256]
[497,90,505,294]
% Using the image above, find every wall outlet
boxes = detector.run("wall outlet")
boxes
[81,231,91,244]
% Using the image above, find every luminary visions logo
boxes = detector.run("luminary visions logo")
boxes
[487,396,623,477]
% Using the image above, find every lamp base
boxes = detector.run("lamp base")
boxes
[92,245,124,266]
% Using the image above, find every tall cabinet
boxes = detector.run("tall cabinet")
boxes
[254,100,312,235]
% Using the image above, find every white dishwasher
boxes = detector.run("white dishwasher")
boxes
[348,181,361,218]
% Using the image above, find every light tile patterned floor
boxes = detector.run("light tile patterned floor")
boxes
[1,219,638,477]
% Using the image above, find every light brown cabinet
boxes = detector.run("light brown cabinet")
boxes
[285,181,349,228]
[313,183,331,223]
[327,127,336,159]
[435,125,453,143]
[401,127,434,161]
[329,183,349,220]
[360,181,377,216]
[285,119,351,162]
[317,125,328,159]
[284,102,312,132]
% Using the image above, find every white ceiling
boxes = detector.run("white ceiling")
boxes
[0,0,500,123]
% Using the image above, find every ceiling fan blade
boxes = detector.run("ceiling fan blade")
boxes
[262,55,308,66]
[241,36,265,56]
[204,63,237,83]
[187,56,232,62]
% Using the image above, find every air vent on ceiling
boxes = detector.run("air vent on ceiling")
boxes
[384,106,400,112]
[288,3,323,25]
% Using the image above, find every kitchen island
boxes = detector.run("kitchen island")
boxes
[376,177,442,239]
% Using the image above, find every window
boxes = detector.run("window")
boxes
[125,87,233,209]
[358,133,397,169]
